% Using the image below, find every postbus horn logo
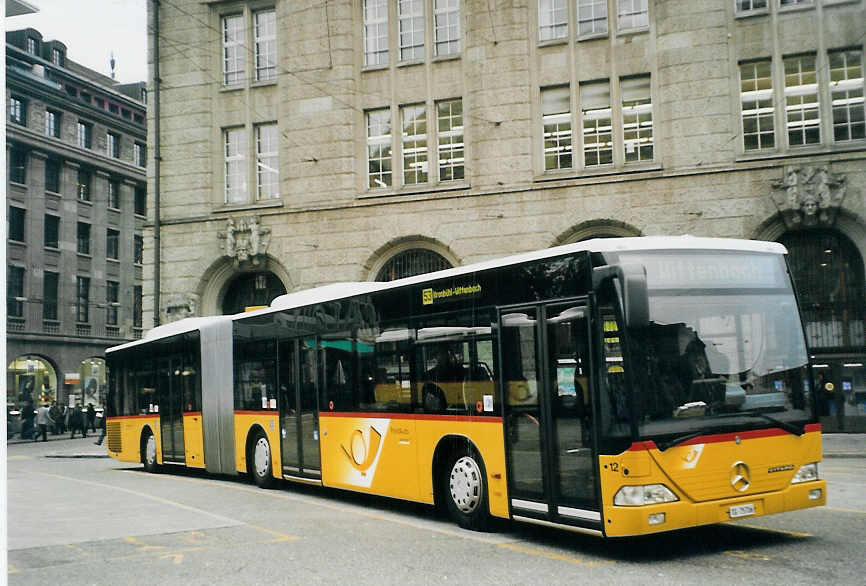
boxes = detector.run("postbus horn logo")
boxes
[341,427,382,474]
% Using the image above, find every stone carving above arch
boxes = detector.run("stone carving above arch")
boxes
[552,219,642,246]
[770,164,848,229]
[217,214,272,267]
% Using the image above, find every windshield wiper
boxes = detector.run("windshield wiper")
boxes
[743,412,805,436]
[657,432,704,452]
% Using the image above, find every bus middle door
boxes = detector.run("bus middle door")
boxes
[500,300,600,533]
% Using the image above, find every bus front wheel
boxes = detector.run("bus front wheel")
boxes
[142,430,158,473]
[249,431,274,489]
[443,448,489,531]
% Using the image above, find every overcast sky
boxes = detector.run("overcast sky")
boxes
[7,0,148,84]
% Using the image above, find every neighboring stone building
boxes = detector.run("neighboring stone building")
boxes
[6,27,147,414]
[147,0,865,430]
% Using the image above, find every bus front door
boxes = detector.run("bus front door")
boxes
[278,339,321,480]
[500,301,600,533]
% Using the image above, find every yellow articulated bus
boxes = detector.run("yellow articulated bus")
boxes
[105,236,825,536]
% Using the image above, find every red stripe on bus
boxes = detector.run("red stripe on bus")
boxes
[106,414,158,421]
[183,412,202,417]
[627,424,823,452]
[233,410,277,416]
[319,411,503,423]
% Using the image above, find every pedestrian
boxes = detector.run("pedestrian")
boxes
[69,404,86,439]
[94,410,107,446]
[57,403,68,434]
[35,402,54,442]
[49,401,61,434]
[20,400,36,440]
[86,403,97,433]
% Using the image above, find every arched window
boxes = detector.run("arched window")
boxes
[6,355,57,408]
[375,249,452,282]
[779,230,865,350]
[222,272,287,315]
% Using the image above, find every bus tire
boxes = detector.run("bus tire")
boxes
[142,429,159,473]
[249,430,274,489]
[443,447,489,531]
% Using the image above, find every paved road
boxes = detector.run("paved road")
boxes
[6,436,866,585]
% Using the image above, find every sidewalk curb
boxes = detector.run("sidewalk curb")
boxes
[823,453,863,459]
[44,453,110,459]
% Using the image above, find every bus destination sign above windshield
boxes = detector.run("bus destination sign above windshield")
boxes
[625,253,784,290]
[422,283,482,306]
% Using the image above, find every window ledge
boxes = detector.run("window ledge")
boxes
[397,58,425,69]
[538,38,568,48]
[44,246,60,252]
[736,141,865,163]
[362,63,389,73]
[359,181,470,200]
[734,9,769,20]
[9,180,27,188]
[45,190,61,197]
[251,79,277,89]
[78,199,93,206]
[219,84,245,93]
[213,199,284,214]
[432,53,461,63]
[577,32,609,42]
[107,258,120,264]
[616,26,649,38]
[77,253,93,259]
[534,163,662,183]
[8,239,26,247]
[778,4,816,15]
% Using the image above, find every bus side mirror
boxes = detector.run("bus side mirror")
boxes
[592,263,649,328]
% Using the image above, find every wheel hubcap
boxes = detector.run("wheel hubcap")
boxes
[145,435,156,466]
[449,456,482,514]
[254,438,270,477]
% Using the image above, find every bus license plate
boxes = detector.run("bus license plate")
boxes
[729,503,755,519]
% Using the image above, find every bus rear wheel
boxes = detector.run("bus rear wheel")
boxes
[443,448,489,531]
[249,431,274,489]
[142,430,158,473]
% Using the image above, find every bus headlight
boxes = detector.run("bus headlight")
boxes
[791,462,820,484]
[614,484,679,506]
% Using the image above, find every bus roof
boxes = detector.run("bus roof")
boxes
[106,236,787,353]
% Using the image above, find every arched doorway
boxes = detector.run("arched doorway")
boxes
[779,229,866,431]
[221,271,287,315]
[7,355,58,408]
[375,249,453,281]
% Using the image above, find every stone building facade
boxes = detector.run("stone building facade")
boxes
[6,28,147,415]
[148,0,865,429]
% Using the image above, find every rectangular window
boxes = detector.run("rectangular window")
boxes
[133,285,143,328]
[77,222,91,255]
[45,110,60,138]
[135,185,147,216]
[740,60,775,151]
[134,142,146,167]
[78,168,92,201]
[784,54,820,147]
[106,280,119,326]
[44,214,60,249]
[9,207,26,242]
[621,75,653,162]
[255,9,277,82]
[399,0,425,61]
[51,48,63,66]
[618,0,648,31]
[542,86,573,170]
[134,235,143,265]
[780,0,811,6]
[401,104,428,185]
[95,97,105,110]
[26,37,38,54]
[77,121,92,148]
[10,148,27,184]
[434,0,461,56]
[43,271,59,321]
[77,276,90,323]
[829,49,864,143]
[735,0,767,11]
[581,81,613,167]
[108,181,120,209]
[224,128,248,203]
[107,132,120,158]
[367,108,392,188]
[109,103,119,115]
[578,0,608,37]
[363,0,389,67]
[107,228,120,260]
[539,0,568,41]
[256,124,279,200]
[10,97,26,124]
[45,159,60,193]
[223,14,245,85]
[8,266,25,318]
[437,98,464,181]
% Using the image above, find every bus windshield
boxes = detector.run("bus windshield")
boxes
[614,250,813,448]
